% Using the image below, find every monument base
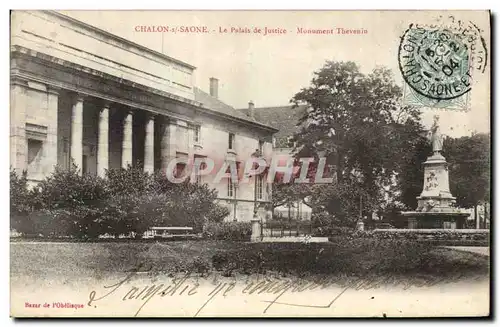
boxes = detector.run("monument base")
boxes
[399,151,469,229]
[400,211,469,229]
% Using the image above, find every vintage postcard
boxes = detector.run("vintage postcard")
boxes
[10,10,490,318]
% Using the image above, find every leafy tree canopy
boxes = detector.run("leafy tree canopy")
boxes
[283,61,426,224]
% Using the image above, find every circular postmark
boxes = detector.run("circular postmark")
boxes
[399,26,471,101]
[398,17,488,102]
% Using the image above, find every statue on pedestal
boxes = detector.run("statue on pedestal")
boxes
[400,115,469,229]
[429,115,443,154]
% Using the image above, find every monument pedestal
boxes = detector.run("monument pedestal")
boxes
[401,152,469,229]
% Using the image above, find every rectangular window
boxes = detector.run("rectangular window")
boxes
[257,175,264,200]
[228,133,235,150]
[27,138,43,177]
[194,160,206,184]
[175,162,186,178]
[27,139,43,165]
[194,125,201,144]
[227,178,234,197]
[258,140,264,155]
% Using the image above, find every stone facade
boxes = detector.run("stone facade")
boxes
[237,104,313,221]
[10,10,277,222]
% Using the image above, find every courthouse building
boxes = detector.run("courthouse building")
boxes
[10,10,277,222]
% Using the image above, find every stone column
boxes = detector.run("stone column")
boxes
[122,110,133,168]
[71,94,84,174]
[251,218,262,242]
[45,86,59,175]
[10,78,28,172]
[97,104,109,177]
[144,114,155,173]
[161,119,176,172]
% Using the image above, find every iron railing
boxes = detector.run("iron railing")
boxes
[260,220,312,238]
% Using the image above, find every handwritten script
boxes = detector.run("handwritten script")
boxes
[85,262,459,317]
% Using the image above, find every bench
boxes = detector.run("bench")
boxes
[143,226,196,239]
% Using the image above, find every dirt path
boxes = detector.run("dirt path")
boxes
[442,246,490,256]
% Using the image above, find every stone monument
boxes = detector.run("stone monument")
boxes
[401,115,469,229]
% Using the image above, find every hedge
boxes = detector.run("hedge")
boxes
[354,229,490,242]
[202,221,252,241]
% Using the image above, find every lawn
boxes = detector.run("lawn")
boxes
[10,238,489,286]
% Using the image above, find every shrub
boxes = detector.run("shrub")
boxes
[205,205,231,223]
[10,169,34,233]
[35,164,110,210]
[187,256,211,275]
[313,226,353,237]
[100,193,165,238]
[311,211,334,229]
[309,212,355,237]
[105,165,153,196]
[25,165,110,239]
[203,221,252,241]
[10,169,32,215]
[14,210,57,237]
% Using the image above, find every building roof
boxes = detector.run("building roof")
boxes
[194,87,278,132]
[49,11,196,70]
[237,105,308,146]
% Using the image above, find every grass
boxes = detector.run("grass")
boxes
[10,238,489,285]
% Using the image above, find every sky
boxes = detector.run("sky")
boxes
[61,10,490,138]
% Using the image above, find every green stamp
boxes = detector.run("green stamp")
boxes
[399,26,472,101]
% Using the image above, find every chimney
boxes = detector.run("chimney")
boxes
[248,101,255,119]
[209,77,218,98]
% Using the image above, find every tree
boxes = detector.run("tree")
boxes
[271,160,312,218]
[288,61,425,225]
[397,134,431,209]
[445,133,490,227]
[444,133,490,207]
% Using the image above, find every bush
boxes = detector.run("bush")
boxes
[309,211,355,237]
[24,165,111,239]
[100,193,165,238]
[35,164,110,210]
[148,171,229,232]
[106,165,152,196]
[10,169,32,215]
[203,221,252,241]
[10,169,34,233]
[311,211,334,229]
[313,226,353,237]
[205,205,231,223]
[14,210,57,238]
[10,165,227,239]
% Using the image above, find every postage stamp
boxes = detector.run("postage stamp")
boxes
[398,15,488,111]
